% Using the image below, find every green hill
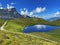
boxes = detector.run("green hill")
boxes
[46,28,60,42]
[29,28,60,43]
[4,18,48,32]
[48,19,60,26]
[0,30,58,45]
[1,18,60,45]
[30,32,57,41]
[0,19,6,27]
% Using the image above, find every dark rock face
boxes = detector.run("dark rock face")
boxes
[0,8,30,19]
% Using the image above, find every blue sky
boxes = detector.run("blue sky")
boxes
[0,0,60,19]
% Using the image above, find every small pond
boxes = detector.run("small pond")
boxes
[23,25,60,33]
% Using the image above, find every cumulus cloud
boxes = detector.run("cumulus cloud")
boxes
[54,11,60,17]
[7,4,10,9]
[30,7,46,16]
[10,5,14,8]
[0,3,3,9]
[20,11,25,15]
[23,8,26,10]
[0,7,3,9]
[29,12,33,16]
[20,8,29,15]
[11,2,16,5]
[20,8,30,17]
[20,8,34,17]
[0,3,15,9]
[20,7,46,17]
[7,2,16,9]
[7,4,14,9]
[33,7,46,13]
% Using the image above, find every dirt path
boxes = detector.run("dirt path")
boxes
[21,33,58,44]
[0,20,8,30]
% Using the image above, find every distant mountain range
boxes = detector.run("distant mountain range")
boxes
[47,17,60,26]
[47,17,60,22]
[0,8,30,19]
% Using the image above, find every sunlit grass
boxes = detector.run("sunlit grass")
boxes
[29,28,60,44]
[5,18,48,32]
[0,19,6,27]
[46,28,60,42]
[0,30,58,45]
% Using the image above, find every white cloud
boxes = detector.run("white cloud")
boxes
[11,2,16,5]
[0,3,3,9]
[0,7,3,9]
[10,5,14,8]
[29,12,33,16]
[30,7,46,16]
[33,7,46,13]
[20,8,30,17]
[20,7,46,17]
[7,4,10,9]
[7,4,14,9]
[20,8,29,15]
[54,11,60,17]
[23,8,26,10]
[24,10,29,15]
[20,11,25,15]
[0,3,15,9]
[20,8,34,17]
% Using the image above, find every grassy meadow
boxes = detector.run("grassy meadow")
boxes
[0,18,60,45]
[0,19,6,27]
[0,30,58,45]
[4,18,48,32]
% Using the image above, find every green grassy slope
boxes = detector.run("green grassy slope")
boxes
[4,18,60,32]
[30,28,60,43]
[30,32,57,41]
[3,18,60,45]
[0,19,6,27]
[48,19,60,26]
[5,18,48,32]
[46,28,60,42]
[0,30,58,45]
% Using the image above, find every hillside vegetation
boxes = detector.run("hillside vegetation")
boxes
[0,19,6,27]
[0,30,58,45]
[46,28,60,42]
[5,18,60,32]
[1,18,60,45]
[5,18,48,32]
[29,28,60,44]
[48,19,60,26]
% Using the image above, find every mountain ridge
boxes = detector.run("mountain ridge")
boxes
[0,8,30,19]
[47,17,60,22]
